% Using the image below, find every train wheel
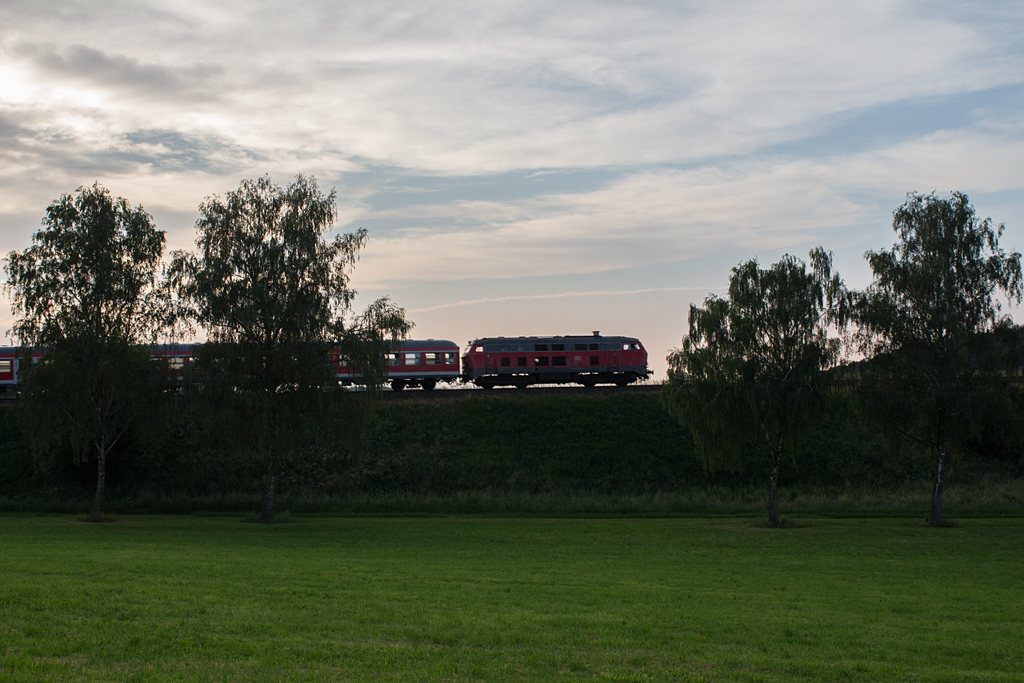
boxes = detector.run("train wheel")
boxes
[421,379,436,391]
[391,380,406,392]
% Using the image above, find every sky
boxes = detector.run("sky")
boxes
[1,0,1023,379]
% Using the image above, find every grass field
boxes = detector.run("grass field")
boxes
[1,515,1022,682]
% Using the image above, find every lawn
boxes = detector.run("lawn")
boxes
[1,515,1021,682]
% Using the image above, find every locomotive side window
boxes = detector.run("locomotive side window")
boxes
[444,352,456,364]
[517,357,527,367]
[405,352,419,365]
[500,357,510,367]
[535,344,548,351]
[552,356,566,366]
[590,356,599,365]
[425,353,440,365]
[552,344,565,351]
[589,343,599,350]
[574,343,587,351]
[499,345,510,352]
[535,357,549,366]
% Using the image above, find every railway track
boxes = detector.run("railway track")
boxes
[379,383,663,401]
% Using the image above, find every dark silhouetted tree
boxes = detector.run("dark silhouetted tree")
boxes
[168,175,410,522]
[4,183,168,520]
[852,191,1022,525]
[663,249,845,525]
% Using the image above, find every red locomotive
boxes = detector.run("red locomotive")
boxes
[461,332,649,389]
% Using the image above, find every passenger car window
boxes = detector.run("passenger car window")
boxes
[425,353,439,365]
[387,353,400,366]
[444,352,456,364]
[0,360,11,373]
[405,352,419,365]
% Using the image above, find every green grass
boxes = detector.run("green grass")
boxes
[1,516,1022,681]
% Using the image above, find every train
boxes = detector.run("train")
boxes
[460,332,649,389]
[0,332,649,394]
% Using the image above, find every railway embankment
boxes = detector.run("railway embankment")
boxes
[1,390,1022,515]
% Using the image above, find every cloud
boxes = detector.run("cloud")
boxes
[406,286,716,313]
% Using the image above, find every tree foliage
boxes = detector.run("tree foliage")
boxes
[167,175,411,522]
[852,191,1022,524]
[3,183,168,520]
[663,249,845,524]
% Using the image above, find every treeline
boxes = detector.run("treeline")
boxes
[3,177,409,522]
[662,191,1024,525]
[2,185,1023,522]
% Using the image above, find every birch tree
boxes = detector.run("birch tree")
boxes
[852,191,1022,525]
[168,175,410,523]
[663,249,845,525]
[4,183,167,520]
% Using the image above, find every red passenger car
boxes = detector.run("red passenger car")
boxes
[332,339,461,391]
[461,332,649,389]
[149,344,197,381]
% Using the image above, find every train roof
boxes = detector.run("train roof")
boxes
[467,334,642,345]
[395,339,459,350]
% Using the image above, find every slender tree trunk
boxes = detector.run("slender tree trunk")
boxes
[261,408,277,523]
[767,437,782,526]
[90,437,106,521]
[930,439,946,525]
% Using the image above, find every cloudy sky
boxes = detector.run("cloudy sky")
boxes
[2,0,1023,378]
